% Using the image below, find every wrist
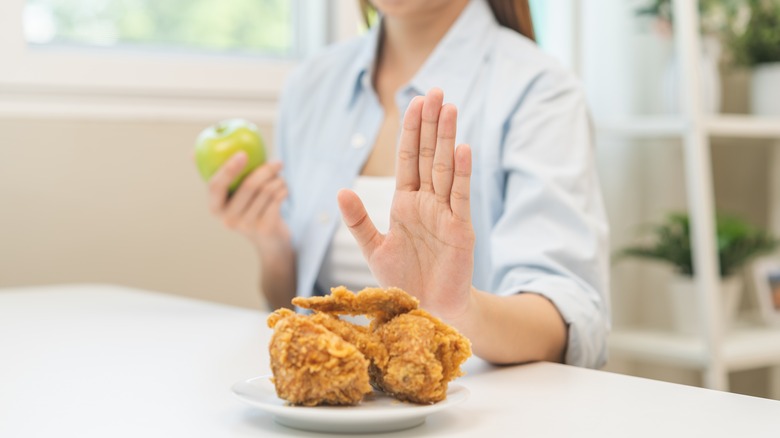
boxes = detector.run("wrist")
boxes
[254,237,293,263]
[442,285,481,333]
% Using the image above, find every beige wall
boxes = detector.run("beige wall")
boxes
[0,118,274,310]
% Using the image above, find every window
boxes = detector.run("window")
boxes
[0,0,352,121]
[24,0,296,57]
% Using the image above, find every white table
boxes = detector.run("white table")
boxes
[2,284,779,438]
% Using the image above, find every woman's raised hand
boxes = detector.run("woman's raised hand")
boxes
[337,88,475,320]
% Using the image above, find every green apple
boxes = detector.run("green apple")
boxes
[195,118,266,193]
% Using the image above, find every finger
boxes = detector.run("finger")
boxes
[242,177,286,228]
[418,88,444,192]
[208,152,248,215]
[451,144,472,222]
[223,162,282,225]
[265,187,288,219]
[396,96,424,192]
[432,104,457,204]
[337,189,383,259]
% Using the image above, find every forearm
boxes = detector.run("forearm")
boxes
[256,243,296,311]
[448,287,567,365]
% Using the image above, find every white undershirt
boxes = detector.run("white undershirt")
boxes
[317,176,395,293]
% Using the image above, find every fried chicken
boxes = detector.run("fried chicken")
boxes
[293,286,420,325]
[267,287,472,406]
[370,309,472,404]
[303,311,390,371]
[266,309,373,406]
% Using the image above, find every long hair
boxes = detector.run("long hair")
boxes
[358,0,536,42]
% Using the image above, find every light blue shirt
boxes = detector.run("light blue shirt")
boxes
[275,0,610,368]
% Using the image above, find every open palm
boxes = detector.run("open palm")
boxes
[337,89,475,320]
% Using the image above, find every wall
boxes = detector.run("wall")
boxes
[0,118,273,310]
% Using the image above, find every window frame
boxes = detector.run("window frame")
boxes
[0,0,361,122]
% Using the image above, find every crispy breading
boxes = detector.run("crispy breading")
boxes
[292,286,419,324]
[267,288,471,406]
[305,312,389,371]
[370,309,472,404]
[266,309,372,406]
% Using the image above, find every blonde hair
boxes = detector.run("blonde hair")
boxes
[358,0,536,42]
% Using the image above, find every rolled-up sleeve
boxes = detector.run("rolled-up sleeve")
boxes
[490,68,611,368]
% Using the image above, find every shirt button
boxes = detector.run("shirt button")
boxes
[318,212,330,224]
[351,133,366,149]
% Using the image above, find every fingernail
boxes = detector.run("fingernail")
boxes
[233,152,247,164]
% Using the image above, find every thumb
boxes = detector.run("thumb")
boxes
[337,189,383,259]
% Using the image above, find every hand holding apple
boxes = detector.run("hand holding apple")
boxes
[199,120,291,255]
[195,118,266,193]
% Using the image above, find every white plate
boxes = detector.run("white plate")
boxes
[232,375,469,434]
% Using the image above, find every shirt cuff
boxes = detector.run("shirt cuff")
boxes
[496,275,609,369]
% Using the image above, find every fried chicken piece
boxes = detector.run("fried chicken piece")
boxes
[266,309,372,406]
[370,309,472,404]
[305,312,389,371]
[270,287,471,406]
[293,286,419,325]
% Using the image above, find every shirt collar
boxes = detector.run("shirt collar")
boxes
[346,0,498,111]
[345,24,382,109]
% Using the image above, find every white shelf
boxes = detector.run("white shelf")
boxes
[610,323,780,372]
[587,0,780,391]
[596,115,780,140]
[707,115,780,139]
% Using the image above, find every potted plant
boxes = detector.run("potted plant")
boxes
[618,212,778,334]
[724,0,780,115]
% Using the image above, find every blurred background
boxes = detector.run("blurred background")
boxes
[2,0,779,399]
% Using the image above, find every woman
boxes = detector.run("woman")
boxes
[206,0,610,368]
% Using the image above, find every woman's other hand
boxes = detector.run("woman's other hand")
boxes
[337,88,476,320]
[207,153,291,254]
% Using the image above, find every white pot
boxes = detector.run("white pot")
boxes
[751,63,780,116]
[662,36,722,114]
[667,275,742,335]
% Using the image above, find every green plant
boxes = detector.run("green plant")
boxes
[618,212,778,277]
[727,0,780,66]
